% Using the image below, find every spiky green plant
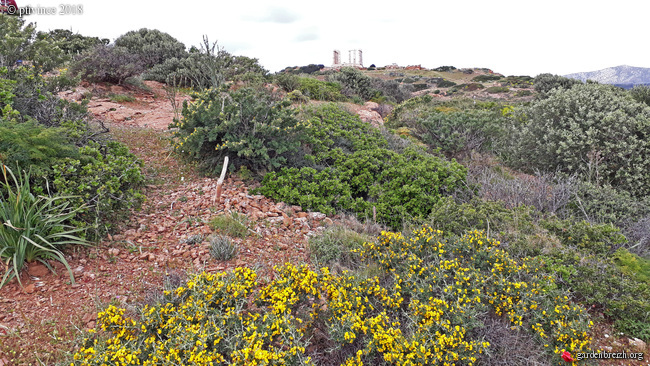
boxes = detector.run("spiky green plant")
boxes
[0,165,90,288]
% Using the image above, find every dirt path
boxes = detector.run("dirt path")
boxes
[0,82,330,366]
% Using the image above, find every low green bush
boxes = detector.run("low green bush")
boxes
[630,85,650,107]
[485,86,509,94]
[70,45,146,85]
[171,86,304,174]
[541,219,626,255]
[297,77,344,101]
[209,211,250,238]
[209,234,238,260]
[308,225,371,270]
[114,28,187,68]
[472,74,502,82]
[436,79,457,88]
[0,165,89,288]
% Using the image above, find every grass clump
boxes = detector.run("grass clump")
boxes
[209,211,249,238]
[209,234,238,261]
[109,93,136,103]
[308,225,371,270]
[0,165,89,288]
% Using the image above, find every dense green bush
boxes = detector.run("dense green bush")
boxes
[472,74,502,82]
[171,86,303,174]
[38,29,109,56]
[274,73,300,92]
[433,65,457,72]
[505,83,650,197]
[370,78,413,103]
[0,15,68,72]
[630,85,650,107]
[52,141,145,238]
[114,28,187,68]
[500,75,534,88]
[436,79,457,88]
[541,219,626,255]
[296,77,344,101]
[533,73,582,98]
[387,98,508,157]
[327,67,379,100]
[485,86,509,94]
[70,45,146,84]
[255,104,468,229]
[145,39,268,89]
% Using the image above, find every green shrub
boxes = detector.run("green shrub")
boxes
[274,73,300,92]
[433,65,457,72]
[209,234,238,260]
[0,165,89,288]
[171,86,303,174]
[485,86,509,94]
[500,75,534,88]
[613,248,650,283]
[39,29,109,56]
[472,74,502,82]
[297,77,344,101]
[52,141,145,239]
[70,45,146,84]
[209,211,250,238]
[370,78,413,103]
[514,90,533,97]
[114,28,187,68]
[533,73,581,98]
[630,85,650,107]
[504,83,650,197]
[255,104,468,229]
[436,79,457,88]
[109,94,136,103]
[0,15,68,72]
[327,67,380,100]
[541,219,626,255]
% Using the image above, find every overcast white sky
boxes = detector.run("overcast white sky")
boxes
[21,0,649,76]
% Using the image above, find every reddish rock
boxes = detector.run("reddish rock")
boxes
[27,263,49,277]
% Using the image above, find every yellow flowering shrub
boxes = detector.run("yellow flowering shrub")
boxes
[72,227,593,365]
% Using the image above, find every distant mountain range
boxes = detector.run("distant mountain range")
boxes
[564,65,650,89]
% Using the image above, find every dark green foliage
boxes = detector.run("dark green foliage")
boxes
[274,73,300,92]
[0,119,78,177]
[500,75,534,88]
[0,15,68,72]
[505,83,650,197]
[296,77,344,101]
[433,66,457,72]
[472,74,502,82]
[114,28,187,68]
[369,78,414,103]
[386,98,508,157]
[485,86,509,94]
[541,219,626,255]
[436,79,457,88]
[145,38,268,90]
[255,104,468,229]
[171,87,303,174]
[514,90,533,97]
[327,67,380,100]
[70,45,146,84]
[52,141,145,238]
[38,29,109,56]
[280,64,325,75]
[613,248,650,283]
[533,73,581,98]
[630,85,650,107]
[450,83,485,92]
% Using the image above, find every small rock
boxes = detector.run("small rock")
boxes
[323,218,334,226]
[297,212,308,219]
[24,284,35,294]
[108,248,120,256]
[602,346,612,352]
[629,337,647,350]
[82,313,95,323]
[604,334,609,338]
[308,212,326,221]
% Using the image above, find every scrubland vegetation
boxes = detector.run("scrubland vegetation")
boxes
[1,13,649,365]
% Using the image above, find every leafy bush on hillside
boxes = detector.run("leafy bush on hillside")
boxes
[38,29,109,56]
[436,79,457,88]
[327,67,380,101]
[485,86,509,94]
[472,74,502,82]
[387,98,508,157]
[0,15,68,72]
[630,85,650,107]
[255,104,467,229]
[145,38,268,89]
[52,141,145,238]
[533,73,582,98]
[296,77,344,101]
[504,83,650,197]
[70,45,146,84]
[274,73,300,92]
[370,78,414,103]
[114,28,187,67]
[171,86,303,174]
[500,75,534,88]
[434,65,457,72]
